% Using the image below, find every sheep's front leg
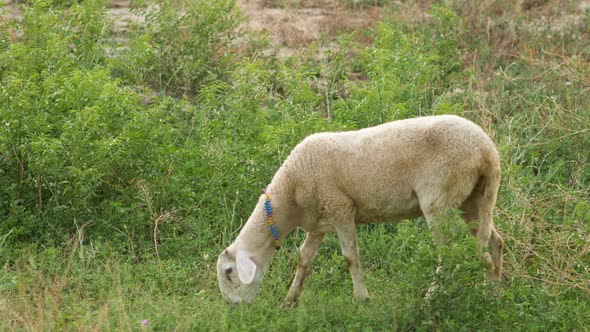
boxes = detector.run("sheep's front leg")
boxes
[284,232,325,307]
[424,212,445,300]
[335,221,370,301]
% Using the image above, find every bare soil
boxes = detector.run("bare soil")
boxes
[237,0,382,56]
[3,0,382,55]
[2,0,587,57]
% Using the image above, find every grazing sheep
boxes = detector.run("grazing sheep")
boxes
[217,115,503,305]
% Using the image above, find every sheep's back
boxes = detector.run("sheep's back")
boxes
[285,115,499,223]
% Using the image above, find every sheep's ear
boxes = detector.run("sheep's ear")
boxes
[236,250,256,285]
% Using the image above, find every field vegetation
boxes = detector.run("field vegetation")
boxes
[0,0,589,330]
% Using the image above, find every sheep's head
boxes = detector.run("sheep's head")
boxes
[217,249,264,303]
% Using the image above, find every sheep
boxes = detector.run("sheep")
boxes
[216,115,503,305]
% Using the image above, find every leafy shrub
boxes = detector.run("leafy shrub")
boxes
[0,1,466,258]
[114,0,240,99]
[333,5,463,127]
[0,0,185,253]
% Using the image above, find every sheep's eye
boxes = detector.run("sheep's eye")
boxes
[225,267,233,281]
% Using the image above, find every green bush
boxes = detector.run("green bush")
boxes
[333,5,462,127]
[114,0,240,99]
[0,1,464,257]
[0,0,185,252]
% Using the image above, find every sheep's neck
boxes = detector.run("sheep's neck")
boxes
[262,189,281,250]
[233,193,296,266]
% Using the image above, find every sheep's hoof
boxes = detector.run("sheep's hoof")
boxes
[424,283,439,301]
[282,298,299,308]
[356,297,370,303]
[486,270,501,281]
[355,294,371,302]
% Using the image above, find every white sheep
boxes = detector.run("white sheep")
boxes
[217,115,503,305]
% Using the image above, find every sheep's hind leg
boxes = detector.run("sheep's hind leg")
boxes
[486,225,503,281]
[283,232,325,307]
[334,216,370,302]
[461,174,503,280]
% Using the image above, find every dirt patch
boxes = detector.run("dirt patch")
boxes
[2,1,20,21]
[3,0,381,55]
[2,0,140,28]
[108,0,142,33]
[4,0,584,57]
[237,0,382,57]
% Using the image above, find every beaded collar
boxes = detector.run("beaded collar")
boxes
[262,189,281,250]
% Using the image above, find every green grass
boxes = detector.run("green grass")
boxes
[2,220,588,330]
[1,0,589,330]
